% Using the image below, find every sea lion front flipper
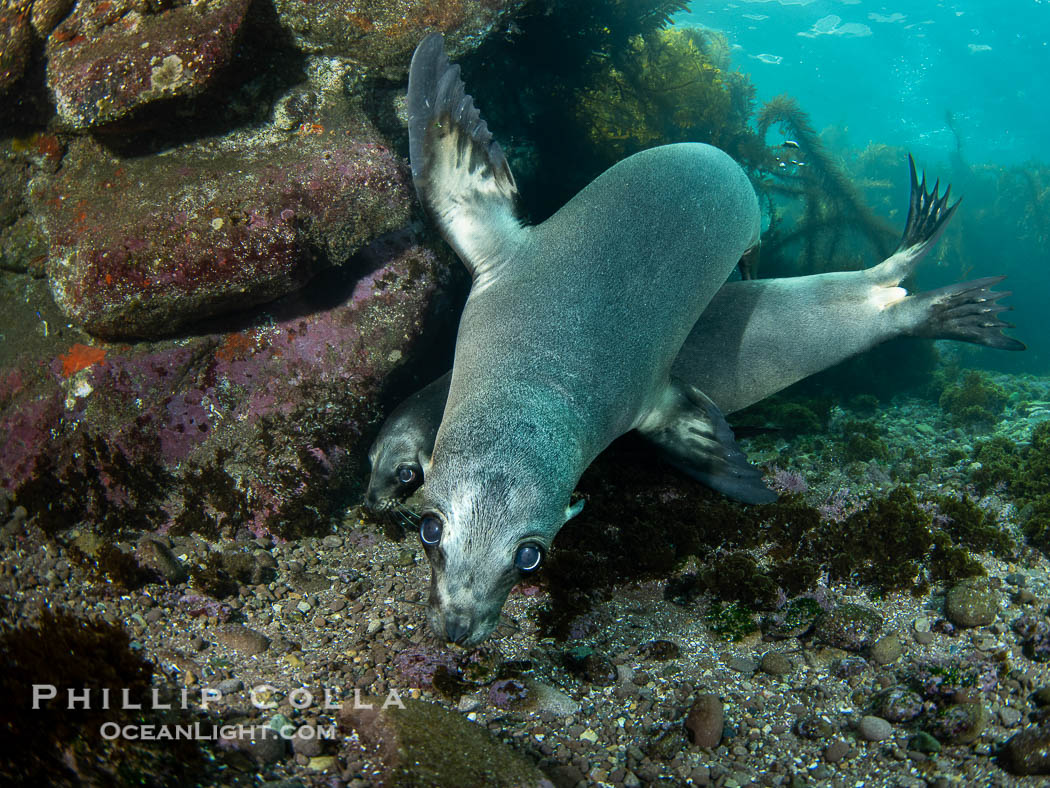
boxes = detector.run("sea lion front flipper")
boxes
[407,33,526,282]
[637,379,776,504]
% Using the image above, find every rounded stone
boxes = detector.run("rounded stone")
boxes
[760,651,793,676]
[869,634,902,665]
[945,578,998,628]
[857,715,893,742]
[685,694,724,749]
[928,702,989,745]
[814,603,884,651]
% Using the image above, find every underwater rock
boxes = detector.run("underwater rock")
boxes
[340,697,552,787]
[684,693,724,749]
[814,603,884,651]
[38,132,412,338]
[1000,725,1050,775]
[46,0,251,129]
[927,702,989,745]
[272,0,526,72]
[945,577,999,628]
[1,230,454,539]
[0,7,33,96]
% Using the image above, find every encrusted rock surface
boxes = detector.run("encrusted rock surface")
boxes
[1,230,455,539]
[340,697,553,787]
[46,0,251,129]
[37,132,413,338]
[273,0,526,71]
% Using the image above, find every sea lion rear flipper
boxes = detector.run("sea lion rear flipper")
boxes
[637,379,776,504]
[909,276,1026,350]
[870,155,961,285]
[407,34,526,281]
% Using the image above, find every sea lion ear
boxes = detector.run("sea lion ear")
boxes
[407,33,526,284]
[564,499,585,522]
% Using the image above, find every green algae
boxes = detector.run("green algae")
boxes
[938,370,1007,426]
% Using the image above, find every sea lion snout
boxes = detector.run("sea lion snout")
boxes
[426,593,501,647]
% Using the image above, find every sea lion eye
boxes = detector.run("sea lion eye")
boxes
[420,516,443,546]
[397,465,417,484]
[514,543,543,573]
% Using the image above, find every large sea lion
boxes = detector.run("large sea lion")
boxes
[365,160,1022,510]
[407,33,773,645]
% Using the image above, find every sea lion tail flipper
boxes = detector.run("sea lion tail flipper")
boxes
[407,33,526,281]
[871,155,961,285]
[909,275,1026,350]
[637,380,776,504]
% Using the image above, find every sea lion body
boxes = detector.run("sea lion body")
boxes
[426,143,761,644]
[407,34,770,645]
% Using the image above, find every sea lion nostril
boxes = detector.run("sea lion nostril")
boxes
[444,615,469,644]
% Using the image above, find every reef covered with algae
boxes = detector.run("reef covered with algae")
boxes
[2,0,1050,785]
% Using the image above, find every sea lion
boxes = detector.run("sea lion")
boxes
[407,33,772,645]
[365,159,1022,511]
[365,374,448,512]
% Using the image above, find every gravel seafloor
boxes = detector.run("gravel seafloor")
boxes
[4,373,1050,788]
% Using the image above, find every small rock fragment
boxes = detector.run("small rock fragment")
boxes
[685,694,724,749]
[857,715,893,742]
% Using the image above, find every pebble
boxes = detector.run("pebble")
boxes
[685,694,724,748]
[214,624,271,655]
[1000,707,1023,727]
[815,603,883,651]
[824,740,850,763]
[726,655,757,674]
[759,652,793,676]
[858,715,893,742]
[869,634,902,665]
[945,578,999,628]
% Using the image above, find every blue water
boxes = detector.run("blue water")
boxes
[676,1,1050,167]
[674,0,1049,374]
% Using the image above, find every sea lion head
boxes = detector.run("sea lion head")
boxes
[364,431,425,513]
[418,442,584,647]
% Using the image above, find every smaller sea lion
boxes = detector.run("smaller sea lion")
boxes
[366,160,1022,512]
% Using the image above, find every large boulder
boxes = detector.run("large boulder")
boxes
[273,0,527,71]
[46,0,251,129]
[37,132,413,338]
[2,229,458,539]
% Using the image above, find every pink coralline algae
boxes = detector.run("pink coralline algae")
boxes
[46,0,252,129]
[1,232,456,540]
[39,134,413,339]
